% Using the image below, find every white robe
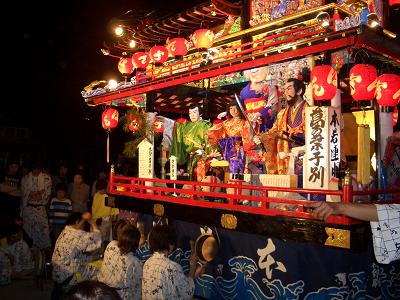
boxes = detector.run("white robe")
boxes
[21,171,52,249]
[370,204,400,264]
[52,226,102,286]
[98,240,142,300]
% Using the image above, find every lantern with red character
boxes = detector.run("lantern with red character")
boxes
[349,64,377,106]
[166,38,189,58]
[102,108,119,163]
[310,65,337,104]
[375,74,400,108]
[128,114,142,133]
[191,29,214,50]
[149,45,169,65]
[153,117,164,133]
[117,57,134,77]
[102,108,119,130]
[132,52,150,70]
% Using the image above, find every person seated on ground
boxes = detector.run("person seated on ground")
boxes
[306,202,400,264]
[52,212,102,293]
[112,219,146,246]
[12,216,33,248]
[98,226,143,300]
[48,183,72,244]
[142,224,205,300]
[0,223,35,281]
[91,179,119,247]
[63,280,122,300]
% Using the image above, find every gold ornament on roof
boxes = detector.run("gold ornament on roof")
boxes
[342,0,368,14]
[84,80,106,92]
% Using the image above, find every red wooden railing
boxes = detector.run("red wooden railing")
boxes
[108,171,400,226]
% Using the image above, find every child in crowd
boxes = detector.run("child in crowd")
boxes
[91,179,119,247]
[91,169,109,198]
[68,171,90,213]
[0,224,35,284]
[48,183,72,244]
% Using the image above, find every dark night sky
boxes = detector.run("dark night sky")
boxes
[16,0,203,168]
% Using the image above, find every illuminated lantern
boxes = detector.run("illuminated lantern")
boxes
[128,115,142,132]
[192,29,214,49]
[310,65,337,101]
[153,118,164,133]
[132,52,150,69]
[349,64,377,100]
[166,38,189,57]
[102,108,119,130]
[149,45,169,64]
[389,0,400,6]
[375,74,400,107]
[176,118,188,124]
[117,57,134,76]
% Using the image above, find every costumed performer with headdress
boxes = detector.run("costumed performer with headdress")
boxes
[170,103,212,181]
[207,101,251,177]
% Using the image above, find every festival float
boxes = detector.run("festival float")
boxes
[82,0,400,298]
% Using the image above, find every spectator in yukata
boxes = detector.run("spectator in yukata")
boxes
[51,212,102,297]
[21,161,52,249]
[98,225,143,300]
[142,224,205,300]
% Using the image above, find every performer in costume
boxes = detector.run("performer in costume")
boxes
[257,78,307,174]
[240,66,281,174]
[170,104,211,180]
[240,66,280,131]
[207,101,251,177]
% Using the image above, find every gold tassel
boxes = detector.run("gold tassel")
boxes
[357,124,370,185]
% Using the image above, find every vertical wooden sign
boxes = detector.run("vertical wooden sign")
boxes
[138,139,154,190]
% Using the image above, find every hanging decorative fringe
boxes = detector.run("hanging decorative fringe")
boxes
[357,124,370,185]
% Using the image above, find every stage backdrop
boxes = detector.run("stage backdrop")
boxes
[135,216,399,299]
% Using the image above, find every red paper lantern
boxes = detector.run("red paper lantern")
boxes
[389,0,400,6]
[375,74,400,107]
[192,29,214,49]
[176,118,188,124]
[310,65,337,101]
[149,45,169,64]
[349,64,377,101]
[102,108,119,130]
[117,57,134,75]
[166,38,189,57]
[153,118,164,133]
[132,52,150,69]
[128,115,142,132]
